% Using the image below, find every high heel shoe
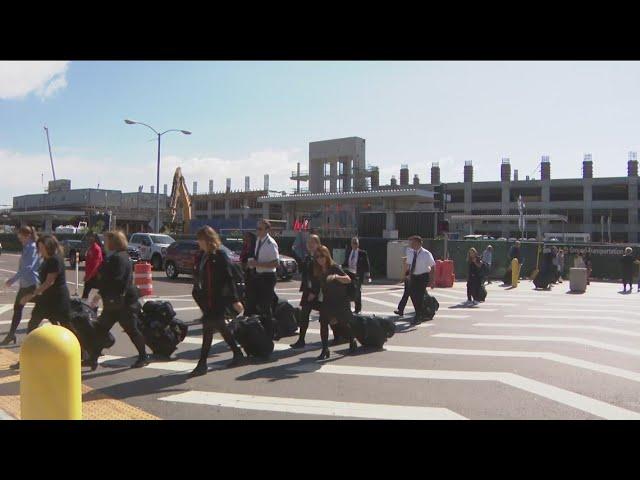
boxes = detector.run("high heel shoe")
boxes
[316,348,330,361]
[0,335,16,346]
[82,357,99,371]
[189,362,208,378]
[131,354,150,369]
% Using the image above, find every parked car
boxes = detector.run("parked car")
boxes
[61,234,140,268]
[129,233,176,270]
[163,240,240,279]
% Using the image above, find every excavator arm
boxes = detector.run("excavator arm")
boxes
[168,167,193,233]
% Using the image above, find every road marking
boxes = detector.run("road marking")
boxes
[505,314,640,326]
[0,305,14,315]
[172,307,202,312]
[529,308,640,317]
[159,390,467,420]
[475,323,640,338]
[289,363,640,420]
[433,333,640,357]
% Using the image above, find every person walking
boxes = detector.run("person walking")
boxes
[189,226,245,377]
[290,234,322,349]
[342,237,371,314]
[1,226,41,346]
[481,245,493,285]
[466,248,484,305]
[247,220,279,340]
[81,233,104,300]
[556,248,565,283]
[620,247,638,293]
[87,231,149,370]
[314,246,356,360]
[584,252,592,286]
[405,235,436,325]
[394,254,410,316]
[10,235,72,370]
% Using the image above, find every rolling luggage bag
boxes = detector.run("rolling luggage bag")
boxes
[476,284,487,302]
[229,315,274,358]
[422,293,440,320]
[273,299,299,337]
[140,300,188,358]
[69,298,115,359]
[503,268,512,285]
[533,270,552,289]
[349,315,395,349]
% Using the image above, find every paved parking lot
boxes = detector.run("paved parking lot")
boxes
[2,251,640,419]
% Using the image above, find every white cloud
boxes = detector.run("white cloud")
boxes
[0,147,304,205]
[0,61,70,100]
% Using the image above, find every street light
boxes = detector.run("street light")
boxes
[124,119,192,233]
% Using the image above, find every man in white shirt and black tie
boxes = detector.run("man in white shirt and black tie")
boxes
[247,219,280,339]
[342,237,371,314]
[405,235,436,324]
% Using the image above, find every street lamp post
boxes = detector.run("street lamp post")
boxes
[124,119,191,233]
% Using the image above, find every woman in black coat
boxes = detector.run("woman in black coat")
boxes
[87,231,149,370]
[290,234,322,349]
[466,248,483,305]
[314,246,357,360]
[190,226,245,377]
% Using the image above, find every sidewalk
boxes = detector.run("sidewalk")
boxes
[0,407,15,420]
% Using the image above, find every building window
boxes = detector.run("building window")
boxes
[550,186,583,202]
[593,185,628,201]
[471,189,501,203]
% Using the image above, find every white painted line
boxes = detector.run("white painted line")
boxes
[159,390,467,420]
[383,345,640,384]
[0,305,14,315]
[289,364,640,420]
[99,354,198,372]
[475,323,640,338]
[172,307,202,312]
[505,314,640,326]
[360,296,405,309]
[529,308,640,317]
[433,333,640,357]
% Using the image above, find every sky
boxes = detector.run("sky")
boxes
[2,61,640,206]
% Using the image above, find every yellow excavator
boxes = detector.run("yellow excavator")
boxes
[168,167,193,234]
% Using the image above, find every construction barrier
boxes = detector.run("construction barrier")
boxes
[511,258,520,287]
[134,262,153,297]
[435,259,455,287]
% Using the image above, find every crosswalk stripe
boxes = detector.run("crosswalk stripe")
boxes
[0,305,14,316]
[158,390,467,420]
[433,333,640,357]
[505,314,640,326]
[475,323,640,338]
[289,364,640,420]
[528,308,640,317]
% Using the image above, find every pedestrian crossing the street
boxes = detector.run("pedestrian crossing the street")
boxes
[3,273,640,419]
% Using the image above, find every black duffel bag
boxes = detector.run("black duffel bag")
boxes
[229,315,274,358]
[140,300,188,358]
[349,315,394,349]
[274,299,299,337]
[69,298,115,359]
[422,293,440,320]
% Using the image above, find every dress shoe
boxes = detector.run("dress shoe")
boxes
[290,339,306,349]
[189,362,208,378]
[393,310,403,316]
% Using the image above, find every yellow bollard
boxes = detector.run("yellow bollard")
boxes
[20,325,82,420]
[511,258,520,287]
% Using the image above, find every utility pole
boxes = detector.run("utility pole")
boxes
[44,126,56,181]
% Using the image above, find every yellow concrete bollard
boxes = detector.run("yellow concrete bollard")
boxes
[20,325,82,420]
[511,258,520,287]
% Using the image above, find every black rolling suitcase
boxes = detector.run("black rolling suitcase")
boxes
[422,293,440,320]
[349,315,395,349]
[69,298,115,360]
[533,271,552,289]
[503,268,512,285]
[229,315,274,358]
[140,301,188,358]
[476,285,487,302]
[273,299,299,337]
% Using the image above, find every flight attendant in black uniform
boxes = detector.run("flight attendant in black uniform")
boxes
[87,231,149,370]
[290,234,322,349]
[190,226,245,377]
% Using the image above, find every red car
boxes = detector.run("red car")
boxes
[163,240,240,279]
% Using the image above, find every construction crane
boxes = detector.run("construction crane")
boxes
[168,167,193,234]
[44,126,56,181]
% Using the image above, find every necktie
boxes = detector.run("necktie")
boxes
[351,250,356,266]
[255,237,266,262]
[410,250,419,274]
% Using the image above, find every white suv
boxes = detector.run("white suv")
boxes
[129,233,176,270]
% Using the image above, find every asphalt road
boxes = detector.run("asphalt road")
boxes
[2,251,640,419]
